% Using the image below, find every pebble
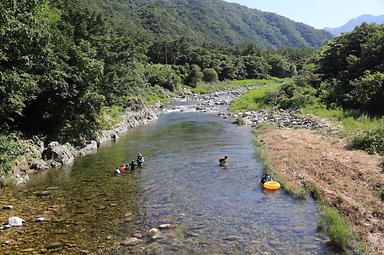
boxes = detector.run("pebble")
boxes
[35,190,50,197]
[149,228,159,234]
[46,243,64,249]
[121,237,142,246]
[223,235,241,241]
[7,216,24,227]
[36,217,45,222]
[158,223,173,230]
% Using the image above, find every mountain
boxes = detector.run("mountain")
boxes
[325,14,384,35]
[83,0,332,49]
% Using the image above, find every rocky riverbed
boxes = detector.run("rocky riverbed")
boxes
[171,87,332,131]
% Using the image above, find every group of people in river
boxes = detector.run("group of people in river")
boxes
[218,155,273,185]
[115,153,145,176]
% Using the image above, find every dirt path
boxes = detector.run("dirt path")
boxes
[258,128,384,253]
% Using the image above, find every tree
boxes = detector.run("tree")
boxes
[202,68,218,83]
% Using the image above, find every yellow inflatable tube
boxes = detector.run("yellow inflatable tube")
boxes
[263,181,281,190]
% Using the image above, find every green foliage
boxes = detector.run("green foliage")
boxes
[349,124,384,155]
[265,81,321,110]
[147,64,181,92]
[317,205,354,251]
[185,64,203,88]
[202,68,218,83]
[0,0,50,131]
[83,0,332,49]
[310,23,384,114]
[0,134,23,178]
[0,0,320,147]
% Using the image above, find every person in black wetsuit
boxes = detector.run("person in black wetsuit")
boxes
[129,160,137,172]
[260,173,272,184]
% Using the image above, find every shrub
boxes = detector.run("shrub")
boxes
[349,124,384,155]
[186,64,203,88]
[202,68,218,83]
[0,134,23,186]
[264,81,320,109]
[147,64,181,91]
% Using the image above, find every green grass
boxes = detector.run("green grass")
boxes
[316,204,370,254]
[229,79,286,112]
[192,79,279,94]
[301,106,384,137]
[317,205,353,251]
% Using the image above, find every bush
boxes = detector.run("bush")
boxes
[349,124,384,155]
[0,134,23,186]
[264,81,321,109]
[147,64,181,91]
[186,64,203,88]
[202,68,218,83]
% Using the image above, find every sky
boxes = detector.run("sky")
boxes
[224,0,384,28]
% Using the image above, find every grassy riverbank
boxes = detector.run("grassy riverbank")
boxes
[191,79,282,94]
[231,85,383,254]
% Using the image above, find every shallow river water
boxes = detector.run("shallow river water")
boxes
[0,108,335,254]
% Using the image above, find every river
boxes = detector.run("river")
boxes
[0,104,335,254]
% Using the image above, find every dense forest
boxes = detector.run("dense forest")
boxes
[82,0,332,48]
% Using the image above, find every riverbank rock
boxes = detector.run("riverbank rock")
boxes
[43,142,75,166]
[127,98,145,111]
[78,140,98,156]
[30,160,50,171]
[12,166,30,185]
[6,217,24,227]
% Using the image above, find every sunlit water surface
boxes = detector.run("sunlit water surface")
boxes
[0,110,335,255]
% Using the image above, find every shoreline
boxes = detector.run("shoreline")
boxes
[254,126,383,254]
[4,100,163,186]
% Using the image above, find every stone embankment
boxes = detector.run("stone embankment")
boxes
[8,100,162,185]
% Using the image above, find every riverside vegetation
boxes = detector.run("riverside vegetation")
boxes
[230,23,384,254]
[0,0,315,185]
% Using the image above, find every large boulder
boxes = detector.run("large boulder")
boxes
[43,142,75,166]
[78,140,98,156]
[12,165,30,185]
[30,159,50,171]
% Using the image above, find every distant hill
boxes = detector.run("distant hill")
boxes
[325,14,384,35]
[84,0,332,49]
